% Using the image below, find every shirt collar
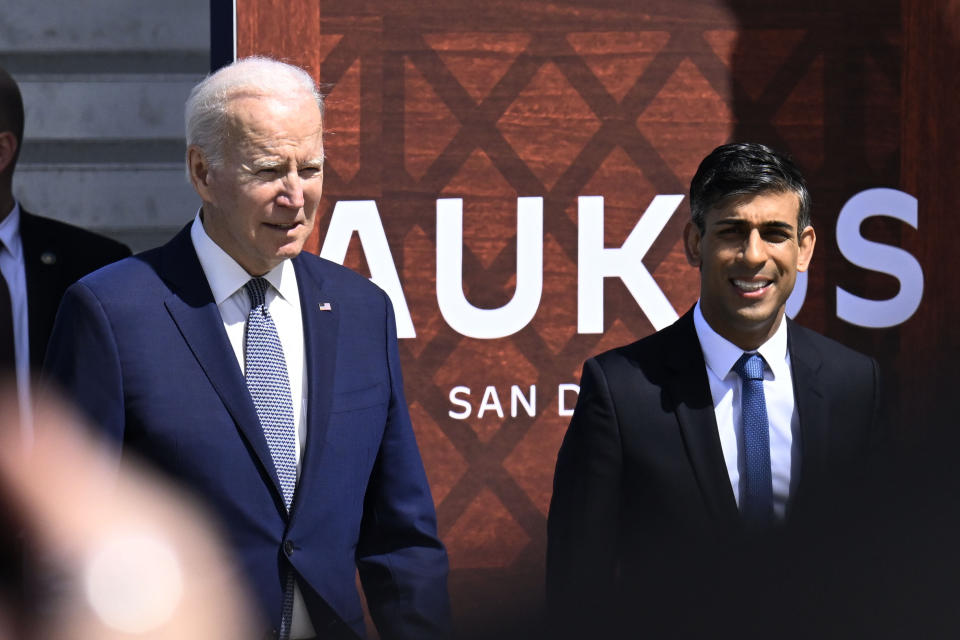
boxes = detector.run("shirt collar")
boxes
[0,200,22,259]
[693,300,790,381]
[189,211,298,306]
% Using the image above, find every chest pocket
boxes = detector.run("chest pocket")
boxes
[330,381,388,414]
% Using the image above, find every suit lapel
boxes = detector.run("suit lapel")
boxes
[19,211,61,368]
[787,321,827,511]
[664,311,742,530]
[288,256,339,521]
[158,225,287,505]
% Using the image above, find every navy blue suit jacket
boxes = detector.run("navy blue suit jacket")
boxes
[44,224,450,639]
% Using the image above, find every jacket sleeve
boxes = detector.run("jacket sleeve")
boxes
[41,281,126,451]
[546,356,623,637]
[355,291,452,640]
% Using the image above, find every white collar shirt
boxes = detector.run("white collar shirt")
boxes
[0,201,32,444]
[190,213,307,467]
[693,301,800,521]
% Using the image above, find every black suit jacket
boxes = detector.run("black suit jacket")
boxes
[19,209,131,370]
[546,309,880,637]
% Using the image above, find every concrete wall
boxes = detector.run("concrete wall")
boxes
[0,0,211,251]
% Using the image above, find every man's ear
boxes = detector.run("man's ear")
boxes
[187,146,214,200]
[796,225,816,272]
[683,221,703,268]
[0,132,18,175]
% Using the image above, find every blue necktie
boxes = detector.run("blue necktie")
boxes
[244,277,297,639]
[733,352,773,528]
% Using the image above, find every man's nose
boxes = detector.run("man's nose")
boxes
[741,229,766,265]
[277,172,305,209]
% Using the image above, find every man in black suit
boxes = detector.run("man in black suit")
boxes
[0,65,131,418]
[547,143,880,638]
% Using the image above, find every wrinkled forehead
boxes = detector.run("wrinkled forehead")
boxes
[224,92,324,150]
[233,89,321,116]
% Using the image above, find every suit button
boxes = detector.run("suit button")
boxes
[284,540,295,556]
[263,629,278,640]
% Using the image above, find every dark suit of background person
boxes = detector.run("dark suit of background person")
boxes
[0,65,128,625]
[546,143,881,639]
[19,211,130,367]
[43,58,449,640]
[0,66,131,397]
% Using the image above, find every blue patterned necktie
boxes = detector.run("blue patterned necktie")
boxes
[732,352,773,528]
[243,277,297,639]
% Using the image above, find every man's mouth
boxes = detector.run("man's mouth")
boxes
[731,278,772,293]
[265,222,298,231]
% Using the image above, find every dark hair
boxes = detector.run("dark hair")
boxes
[0,66,24,175]
[689,142,811,232]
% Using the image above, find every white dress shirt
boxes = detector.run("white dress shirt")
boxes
[0,201,33,444]
[190,214,316,638]
[693,301,800,521]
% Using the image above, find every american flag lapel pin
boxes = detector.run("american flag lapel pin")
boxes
[318,302,332,311]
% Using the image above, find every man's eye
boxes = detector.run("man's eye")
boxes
[299,167,321,178]
[764,231,792,242]
[256,168,279,177]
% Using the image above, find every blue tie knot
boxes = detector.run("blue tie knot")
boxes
[245,277,269,309]
[733,352,765,381]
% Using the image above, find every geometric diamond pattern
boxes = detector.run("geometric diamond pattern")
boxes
[497,62,602,191]
[570,146,659,244]
[405,56,461,181]
[567,31,671,103]
[324,58,362,184]
[704,29,807,101]
[636,58,735,185]
[440,149,519,270]
[425,32,531,103]
[444,489,531,569]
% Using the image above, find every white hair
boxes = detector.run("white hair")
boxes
[184,56,324,179]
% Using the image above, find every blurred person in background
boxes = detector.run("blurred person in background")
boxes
[0,65,130,436]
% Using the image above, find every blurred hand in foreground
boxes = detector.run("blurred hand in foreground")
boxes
[0,387,261,639]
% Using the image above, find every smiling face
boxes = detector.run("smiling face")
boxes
[188,91,324,275]
[684,190,816,350]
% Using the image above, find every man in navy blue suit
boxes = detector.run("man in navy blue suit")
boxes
[44,57,450,640]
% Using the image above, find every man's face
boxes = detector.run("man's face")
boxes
[684,190,816,350]
[189,92,324,275]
